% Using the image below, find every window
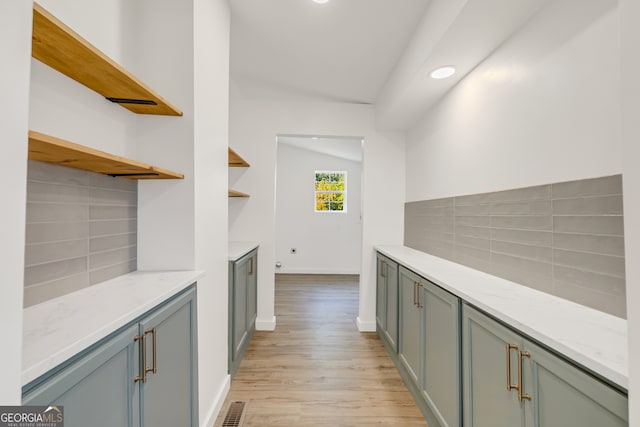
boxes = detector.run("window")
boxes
[315,171,347,212]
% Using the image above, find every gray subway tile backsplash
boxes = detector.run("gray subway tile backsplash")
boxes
[552,195,623,215]
[405,174,626,318]
[553,232,625,257]
[551,174,622,198]
[24,160,137,307]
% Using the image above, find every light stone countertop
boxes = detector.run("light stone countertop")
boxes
[376,245,628,390]
[22,270,204,386]
[228,241,259,261]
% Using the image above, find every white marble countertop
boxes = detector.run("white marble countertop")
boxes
[22,270,204,386]
[228,241,259,261]
[376,245,628,390]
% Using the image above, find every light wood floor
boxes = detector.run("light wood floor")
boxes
[215,274,427,426]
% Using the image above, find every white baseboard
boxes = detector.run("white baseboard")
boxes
[275,268,360,275]
[356,316,376,332]
[200,374,230,427]
[256,315,277,331]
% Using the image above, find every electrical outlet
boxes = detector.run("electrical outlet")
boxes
[290,248,297,254]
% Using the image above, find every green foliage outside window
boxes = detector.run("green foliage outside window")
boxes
[315,171,346,212]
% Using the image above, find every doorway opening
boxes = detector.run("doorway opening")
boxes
[274,135,363,282]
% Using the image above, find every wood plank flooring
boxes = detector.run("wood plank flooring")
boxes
[215,274,427,426]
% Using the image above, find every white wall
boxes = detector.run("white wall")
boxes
[621,0,639,423]
[193,0,231,424]
[406,0,620,202]
[0,0,32,404]
[30,0,137,157]
[275,143,362,274]
[24,0,231,422]
[229,94,405,331]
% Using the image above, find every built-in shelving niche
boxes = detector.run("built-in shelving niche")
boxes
[32,2,183,116]
[228,148,250,197]
[29,131,184,180]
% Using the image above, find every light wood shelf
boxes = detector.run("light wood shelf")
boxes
[228,189,250,198]
[228,147,250,197]
[228,148,250,167]
[28,131,184,180]
[32,2,183,116]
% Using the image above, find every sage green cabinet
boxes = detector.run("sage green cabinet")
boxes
[462,304,628,427]
[229,248,258,379]
[22,285,199,427]
[399,266,461,427]
[138,289,199,427]
[376,253,398,352]
[23,324,140,427]
[462,304,525,427]
[399,266,423,386]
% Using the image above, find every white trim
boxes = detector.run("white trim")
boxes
[356,316,376,332]
[256,315,277,331]
[200,374,230,427]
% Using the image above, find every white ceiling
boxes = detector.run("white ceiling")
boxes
[230,0,551,131]
[230,0,430,104]
[278,135,362,162]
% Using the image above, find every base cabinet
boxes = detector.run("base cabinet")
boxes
[229,248,258,379]
[462,304,628,427]
[376,253,399,352]
[22,285,199,427]
[398,266,461,427]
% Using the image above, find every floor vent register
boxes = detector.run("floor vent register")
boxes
[222,400,248,427]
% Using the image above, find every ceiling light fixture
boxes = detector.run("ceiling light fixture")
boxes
[430,66,456,79]
[312,0,330,4]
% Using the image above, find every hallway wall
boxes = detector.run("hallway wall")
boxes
[275,143,362,275]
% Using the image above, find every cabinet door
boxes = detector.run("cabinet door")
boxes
[376,254,387,332]
[232,255,249,362]
[398,266,423,387]
[422,281,460,427]
[246,250,257,330]
[384,259,399,352]
[523,340,628,427]
[23,324,140,427]
[462,305,524,427]
[139,288,198,427]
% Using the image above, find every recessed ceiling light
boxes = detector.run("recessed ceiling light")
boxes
[430,66,456,79]
[312,0,330,4]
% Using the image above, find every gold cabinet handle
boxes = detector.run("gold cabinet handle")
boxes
[380,260,386,278]
[416,283,424,308]
[505,344,519,392]
[517,350,532,401]
[249,257,254,275]
[134,333,147,383]
[145,328,157,375]
[413,281,418,306]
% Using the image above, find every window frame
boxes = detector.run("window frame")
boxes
[314,170,347,213]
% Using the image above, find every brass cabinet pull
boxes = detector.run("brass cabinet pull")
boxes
[249,257,254,275]
[505,344,519,392]
[416,283,424,308]
[134,333,147,383]
[145,328,157,375]
[380,260,386,278]
[413,281,418,306]
[517,350,532,401]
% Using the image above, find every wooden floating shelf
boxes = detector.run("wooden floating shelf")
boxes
[32,3,183,116]
[28,131,184,180]
[228,148,250,167]
[228,189,250,198]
